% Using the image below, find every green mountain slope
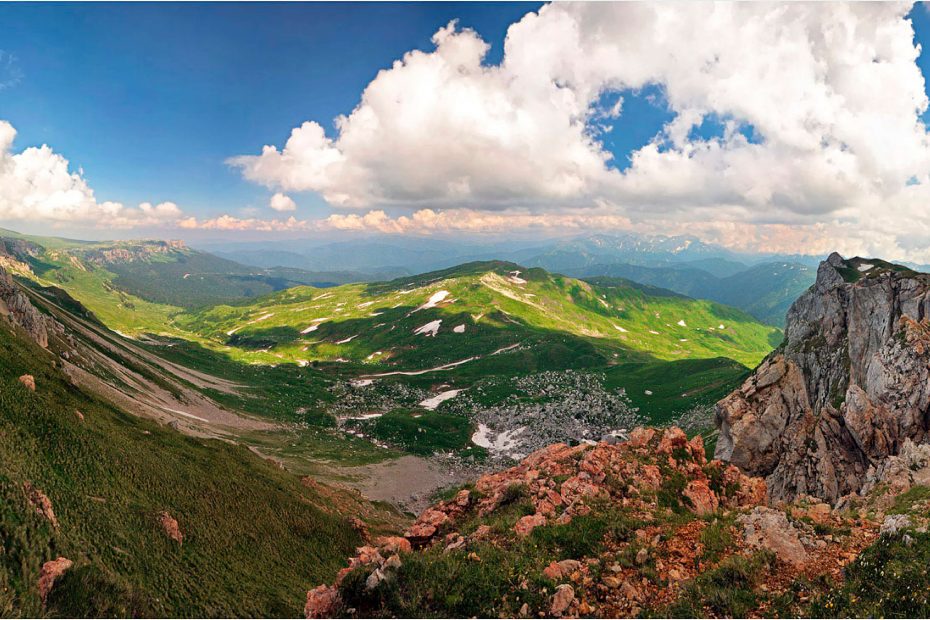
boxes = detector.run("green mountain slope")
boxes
[0,311,393,617]
[184,261,780,370]
[575,261,815,327]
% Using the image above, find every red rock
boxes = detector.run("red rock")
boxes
[24,482,58,528]
[688,435,706,464]
[304,584,339,619]
[657,427,688,456]
[683,479,718,515]
[404,522,437,541]
[454,489,471,507]
[543,561,563,580]
[627,427,656,448]
[349,517,370,542]
[639,465,662,490]
[158,511,183,544]
[471,524,491,539]
[18,374,35,391]
[550,584,575,617]
[376,536,412,554]
[38,557,72,603]
[514,513,547,537]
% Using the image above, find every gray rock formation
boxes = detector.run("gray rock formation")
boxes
[0,266,52,348]
[716,253,930,502]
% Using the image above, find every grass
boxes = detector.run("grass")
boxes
[336,503,639,618]
[807,531,930,618]
[658,551,777,618]
[0,322,372,617]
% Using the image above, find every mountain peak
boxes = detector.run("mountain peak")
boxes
[715,253,930,502]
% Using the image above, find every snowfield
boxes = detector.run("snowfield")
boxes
[413,319,442,337]
[419,389,464,410]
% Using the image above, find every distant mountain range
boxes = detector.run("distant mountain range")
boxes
[196,232,825,326]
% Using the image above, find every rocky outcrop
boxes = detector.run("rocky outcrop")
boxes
[716,253,930,502]
[158,511,183,544]
[24,482,58,528]
[38,557,72,603]
[0,266,52,348]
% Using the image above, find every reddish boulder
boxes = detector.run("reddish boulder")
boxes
[550,584,575,617]
[375,536,412,554]
[158,511,183,544]
[305,584,339,619]
[38,557,72,603]
[18,374,35,391]
[683,479,718,515]
[657,427,688,456]
[24,482,58,528]
[514,513,547,537]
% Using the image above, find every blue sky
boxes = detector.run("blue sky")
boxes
[0,2,545,219]
[4,3,930,260]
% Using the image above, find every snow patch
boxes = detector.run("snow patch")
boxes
[419,389,464,410]
[336,335,358,344]
[300,317,330,334]
[453,324,466,333]
[471,424,527,457]
[412,290,450,313]
[413,319,442,337]
[677,319,687,327]
[858,263,874,272]
[508,270,527,285]
[612,324,628,333]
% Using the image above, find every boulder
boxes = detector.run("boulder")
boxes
[18,374,35,391]
[738,506,808,567]
[24,482,58,528]
[880,514,912,537]
[304,584,339,619]
[683,479,718,515]
[158,511,183,545]
[550,584,575,617]
[514,513,546,537]
[38,557,72,603]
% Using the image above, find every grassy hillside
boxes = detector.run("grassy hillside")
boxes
[184,261,780,370]
[0,318,388,617]
[576,261,815,327]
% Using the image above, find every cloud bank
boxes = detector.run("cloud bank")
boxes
[230,2,930,260]
[0,121,182,229]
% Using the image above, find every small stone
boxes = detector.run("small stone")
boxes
[38,557,72,603]
[635,548,649,565]
[304,585,339,619]
[158,511,183,545]
[550,584,575,617]
[18,374,35,391]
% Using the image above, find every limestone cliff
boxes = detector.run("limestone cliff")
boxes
[715,252,930,502]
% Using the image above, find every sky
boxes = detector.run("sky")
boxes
[4,2,930,260]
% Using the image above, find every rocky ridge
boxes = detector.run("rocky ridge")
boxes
[304,427,879,618]
[715,253,930,502]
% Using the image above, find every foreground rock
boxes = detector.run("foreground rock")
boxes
[23,481,58,528]
[38,557,72,603]
[716,253,930,502]
[305,427,874,618]
[158,511,183,544]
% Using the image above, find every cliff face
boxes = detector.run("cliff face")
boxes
[715,252,930,502]
[0,266,54,348]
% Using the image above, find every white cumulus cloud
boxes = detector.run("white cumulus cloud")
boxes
[0,120,183,229]
[268,192,297,212]
[229,2,930,261]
